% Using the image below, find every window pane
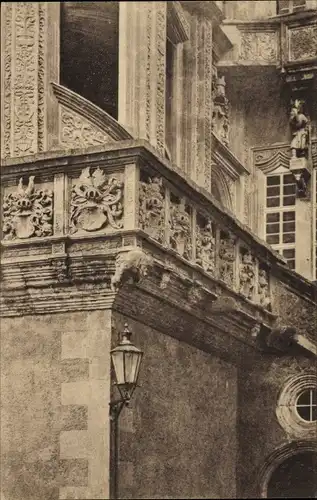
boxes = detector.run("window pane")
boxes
[312,391,317,405]
[283,184,296,195]
[312,405,317,422]
[287,260,296,270]
[283,195,296,206]
[283,174,295,184]
[267,197,280,208]
[283,249,295,259]
[267,223,280,234]
[267,176,280,186]
[283,221,295,232]
[283,233,295,243]
[296,405,311,421]
[267,235,280,245]
[283,211,295,221]
[297,390,311,406]
[267,186,280,197]
[267,213,280,223]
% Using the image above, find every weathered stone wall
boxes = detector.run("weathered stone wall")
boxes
[113,313,238,500]
[1,310,112,500]
[237,354,316,499]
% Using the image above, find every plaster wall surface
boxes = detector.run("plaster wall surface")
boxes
[113,313,238,500]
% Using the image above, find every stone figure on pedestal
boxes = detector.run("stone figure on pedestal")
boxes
[289,99,309,159]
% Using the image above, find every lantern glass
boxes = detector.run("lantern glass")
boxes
[110,324,143,401]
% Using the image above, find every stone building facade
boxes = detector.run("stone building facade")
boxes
[1,1,317,499]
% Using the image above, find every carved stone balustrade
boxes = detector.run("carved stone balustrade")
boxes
[1,141,316,362]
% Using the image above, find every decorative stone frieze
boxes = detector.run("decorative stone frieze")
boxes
[1,3,60,158]
[2,176,53,240]
[289,24,317,62]
[240,30,278,63]
[169,198,192,259]
[139,176,165,243]
[218,232,236,287]
[70,167,124,234]
[253,144,291,174]
[196,215,216,275]
[239,248,255,300]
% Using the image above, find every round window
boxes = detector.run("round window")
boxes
[276,374,317,438]
[295,389,317,422]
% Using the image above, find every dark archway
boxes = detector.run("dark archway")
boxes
[267,451,317,498]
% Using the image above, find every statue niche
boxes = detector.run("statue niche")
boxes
[289,99,309,159]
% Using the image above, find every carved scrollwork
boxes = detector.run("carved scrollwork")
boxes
[2,176,53,240]
[169,200,192,259]
[60,108,113,148]
[139,177,165,243]
[289,25,317,62]
[70,167,124,233]
[239,249,255,300]
[196,217,216,275]
[218,233,236,287]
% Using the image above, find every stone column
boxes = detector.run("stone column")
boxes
[118,1,167,156]
[0,2,60,159]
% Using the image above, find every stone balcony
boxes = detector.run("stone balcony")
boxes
[1,139,316,364]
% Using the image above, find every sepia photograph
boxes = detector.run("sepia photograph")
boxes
[0,1,317,499]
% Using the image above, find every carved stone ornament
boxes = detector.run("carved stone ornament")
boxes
[218,234,236,287]
[70,167,123,233]
[60,108,113,148]
[240,31,277,63]
[111,249,154,292]
[2,177,53,240]
[169,201,192,259]
[212,71,229,146]
[289,24,317,62]
[289,100,309,159]
[139,177,165,243]
[239,250,255,300]
[258,269,271,310]
[196,219,216,275]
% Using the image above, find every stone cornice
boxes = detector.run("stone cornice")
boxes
[181,1,224,24]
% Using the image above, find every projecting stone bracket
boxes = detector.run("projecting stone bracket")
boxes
[256,322,317,357]
[110,249,154,292]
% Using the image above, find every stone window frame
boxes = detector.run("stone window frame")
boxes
[277,0,307,14]
[276,373,317,438]
[264,166,297,270]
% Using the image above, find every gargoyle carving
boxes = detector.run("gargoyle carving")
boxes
[70,167,123,233]
[111,249,153,292]
[2,176,53,240]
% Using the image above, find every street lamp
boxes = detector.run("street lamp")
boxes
[109,323,143,500]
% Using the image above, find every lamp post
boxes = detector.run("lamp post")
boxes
[109,323,143,500]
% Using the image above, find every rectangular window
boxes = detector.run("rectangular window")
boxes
[277,0,306,14]
[265,172,296,270]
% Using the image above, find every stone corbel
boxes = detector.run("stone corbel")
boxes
[111,249,154,292]
[289,157,311,198]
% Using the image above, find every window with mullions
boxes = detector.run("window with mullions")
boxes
[278,0,306,14]
[265,173,296,270]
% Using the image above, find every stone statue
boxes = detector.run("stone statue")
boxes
[289,99,309,158]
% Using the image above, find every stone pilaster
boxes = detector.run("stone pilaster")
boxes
[0,2,60,159]
[118,2,167,155]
